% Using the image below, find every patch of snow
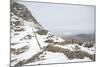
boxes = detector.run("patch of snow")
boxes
[47,32,64,42]
[25,51,68,65]
[25,51,92,65]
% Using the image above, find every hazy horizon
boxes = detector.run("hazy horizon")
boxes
[18,1,95,35]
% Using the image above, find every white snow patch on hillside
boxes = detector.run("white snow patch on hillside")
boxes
[25,51,92,65]
[25,51,68,65]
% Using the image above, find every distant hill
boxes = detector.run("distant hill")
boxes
[61,34,95,42]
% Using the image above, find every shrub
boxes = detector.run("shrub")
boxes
[21,35,32,40]
[14,33,19,36]
[45,40,54,43]
[83,43,93,48]
[78,41,83,46]
[15,61,24,66]
[59,40,73,45]
[11,46,29,55]
[14,27,25,32]
[36,30,48,35]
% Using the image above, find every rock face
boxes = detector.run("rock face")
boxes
[10,1,95,67]
[11,1,44,30]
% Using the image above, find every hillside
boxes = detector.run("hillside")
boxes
[10,1,95,66]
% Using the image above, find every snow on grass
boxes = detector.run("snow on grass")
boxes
[54,44,77,51]
[80,46,95,54]
[67,57,92,62]
[36,34,49,47]
[25,51,92,65]
[25,51,68,65]
[11,37,41,66]
[11,42,28,49]
[54,44,95,54]
[41,51,68,63]
[47,32,64,42]
[11,13,43,66]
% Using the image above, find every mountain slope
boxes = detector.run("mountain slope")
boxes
[10,1,95,67]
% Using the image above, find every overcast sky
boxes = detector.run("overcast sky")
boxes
[18,1,95,35]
